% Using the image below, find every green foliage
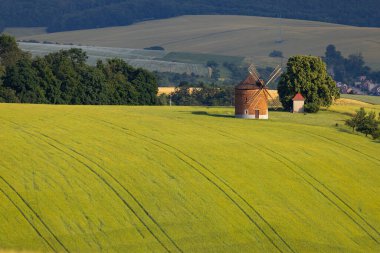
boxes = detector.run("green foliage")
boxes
[278,55,340,113]
[171,86,234,106]
[269,50,283,58]
[345,107,380,139]
[0,34,27,68]
[323,44,380,84]
[206,60,218,68]
[144,46,165,51]
[0,38,158,105]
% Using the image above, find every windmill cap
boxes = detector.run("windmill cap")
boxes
[235,74,262,90]
[293,93,305,101]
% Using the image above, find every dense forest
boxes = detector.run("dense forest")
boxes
[0,0,379,33]
[0,35,158,105]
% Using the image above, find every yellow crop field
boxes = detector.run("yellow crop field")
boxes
[18,15,380,69]
[0,103,379,253]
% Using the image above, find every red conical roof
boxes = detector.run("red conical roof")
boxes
[293,93,305,101]
[235,74,261,90]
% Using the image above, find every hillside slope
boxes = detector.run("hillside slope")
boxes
[1,0,379,32]
[19,15,380,70]
[0,104,379,252]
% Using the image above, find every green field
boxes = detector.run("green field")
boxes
[16,15,380,69]
[0,103,379,253]
[341,94,380,105]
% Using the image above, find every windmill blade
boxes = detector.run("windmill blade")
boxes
[268,65,281,80]
[247,89,262,105]
[249,89,264,108]
[248,64,261,80]
[264,89,282,109]
[266,67,282,87]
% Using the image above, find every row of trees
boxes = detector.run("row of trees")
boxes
[324,44,380,84]
[160,85,234,106]
[0,35,158,105]
[345,108,380,140]
[1,0,379,33]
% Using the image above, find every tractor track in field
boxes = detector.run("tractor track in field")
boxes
[0,173,69,253]
[0,187,57,253]
[6,119,182,253]
[289,129,380,238]
[301,129,380,164]
[196,123,380,244]
[93,118,296,253]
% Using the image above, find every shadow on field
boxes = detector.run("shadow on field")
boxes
[191,111,235,118]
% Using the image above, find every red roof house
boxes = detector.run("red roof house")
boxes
[292,93,305,101]
[292,93,305,113]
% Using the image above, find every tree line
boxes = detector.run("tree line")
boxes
[0,35,158,105]
[158,84,234,106]
[323,44,380,84]
[0,0,379,33]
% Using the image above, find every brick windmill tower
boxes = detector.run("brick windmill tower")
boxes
[235,65,282,119]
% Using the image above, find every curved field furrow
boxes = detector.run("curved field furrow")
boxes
[0,173,69,253]
[0,187,56,253]
[91,117,295,253]
[196,124,380,245]
[1,105,379,253]
[5,120,181,253]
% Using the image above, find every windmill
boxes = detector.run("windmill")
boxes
[235,64,282,119]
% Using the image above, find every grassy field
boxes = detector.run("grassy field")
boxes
[341,94,380,105]
[17,15,380,70]
[0,103,379,253]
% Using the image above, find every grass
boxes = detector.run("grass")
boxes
[16,15,380,70]
[0,103,379,253]
[341,94,380,105]
[163,52,244,65]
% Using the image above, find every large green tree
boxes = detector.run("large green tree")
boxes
[0,34,29,67]
[278,55,340,113]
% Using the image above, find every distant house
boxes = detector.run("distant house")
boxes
[292,93,305,113]
[375,86,380,96]
[336,82,349,94]
[363,80,376,92]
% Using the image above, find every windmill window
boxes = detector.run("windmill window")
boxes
[245,110,248,115]
[245,97,248,103]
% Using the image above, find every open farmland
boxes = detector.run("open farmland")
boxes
[17,15,380,70]
[0,103,379,253]
[341,94,380,105]
[18,43,209,76]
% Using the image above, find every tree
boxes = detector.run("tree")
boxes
[3,58,47,103]
[278,55,340,113]
[345,107,367,132]
[0,34,28,67]
[269,50,283,58]
[345,108,380,139]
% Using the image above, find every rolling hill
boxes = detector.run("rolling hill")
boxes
[17,15,380,70]
[0,101,379,252]
[1,0,380,33]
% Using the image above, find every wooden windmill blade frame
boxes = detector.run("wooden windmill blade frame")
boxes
[266,67,282,87]
[264,89,282,110]
[249,89,264,109]
[246,89,262,105]
[248,64,261,81]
